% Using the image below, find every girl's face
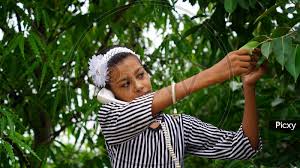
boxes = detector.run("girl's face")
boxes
[108,55,152,102]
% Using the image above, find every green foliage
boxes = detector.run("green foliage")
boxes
[244,31,300,82]
[224,0,237,13]
[3,140,15,164]
[0,0,299,167]
[0,107,40,167]
[240,41,260,50]
[261,42,272,58]
[286,44,300,81]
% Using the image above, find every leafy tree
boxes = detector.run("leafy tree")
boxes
[0,0,299,167]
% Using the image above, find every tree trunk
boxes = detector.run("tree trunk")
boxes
[30,110,52,168]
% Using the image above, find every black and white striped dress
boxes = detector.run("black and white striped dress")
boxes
[98,92,262,168]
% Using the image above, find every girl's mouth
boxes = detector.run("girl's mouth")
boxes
[138,91,151,97]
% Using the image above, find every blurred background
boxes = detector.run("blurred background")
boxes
[0,0,299,167]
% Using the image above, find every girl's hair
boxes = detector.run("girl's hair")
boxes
[98,45,152,89]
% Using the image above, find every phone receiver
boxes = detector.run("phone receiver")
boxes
[96,87,129,105]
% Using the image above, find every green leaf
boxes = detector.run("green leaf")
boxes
[238,0,249,10]
[83,102,98,121]
[296,45,300,77]
[51,89,62,117]
[224,0,237,13]
[273,37,293,70]
[34,6,42,26]
[5,34,21,56]
[285,44,300,82]
[18,35,25,59]
[28,34,40,58]
[182,25,201,39]
[32,32,48,55]
[9,133,41,161]
[6,113,15,133]
[48,51,58,76]
[0,117,6,136]
[248,0,256,8]
[20,61,40,80]
[240,41,260,53]
[3,141,15,163]
[75,53,80,78]
[39,64,48,90]
[261,41,272,59]
[250,35,269,43]
[42,10,50,32]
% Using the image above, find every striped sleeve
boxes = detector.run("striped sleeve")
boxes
[98,92,156,145]
[182,114,262,160]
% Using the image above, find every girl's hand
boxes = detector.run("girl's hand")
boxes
[241,49,268,87]
[210,49,253,83]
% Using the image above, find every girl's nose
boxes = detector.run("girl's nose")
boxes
[134,81,144,93]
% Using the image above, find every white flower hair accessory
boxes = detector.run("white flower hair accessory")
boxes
[88,47,140,88]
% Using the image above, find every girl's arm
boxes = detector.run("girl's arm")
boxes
[183,114,262,160]
[241,54,268,150]
[151,49,252,116]
[242,85,259,150]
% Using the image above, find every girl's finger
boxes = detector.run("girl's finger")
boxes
[250,61,257,66]
[238,55,251,61]
[236,49,251,55]
[240,62,251,68]
[241,67,249,74]
[248,62,256,70]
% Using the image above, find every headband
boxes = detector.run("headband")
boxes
[88,47,140,88]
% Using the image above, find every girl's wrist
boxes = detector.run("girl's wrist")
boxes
[206,67,227,84]
[243,84,256,94]
[243,83,256,89]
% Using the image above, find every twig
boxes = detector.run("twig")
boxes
[14,10,22,32]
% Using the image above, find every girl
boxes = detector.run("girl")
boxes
[88,45,266,168]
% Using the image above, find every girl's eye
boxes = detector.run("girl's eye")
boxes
[138,72,144,79]
[121,81,130,88]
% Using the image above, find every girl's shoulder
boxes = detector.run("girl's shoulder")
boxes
[99,102,123,112]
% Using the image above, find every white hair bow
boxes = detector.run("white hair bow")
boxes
[88,47,140,88]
